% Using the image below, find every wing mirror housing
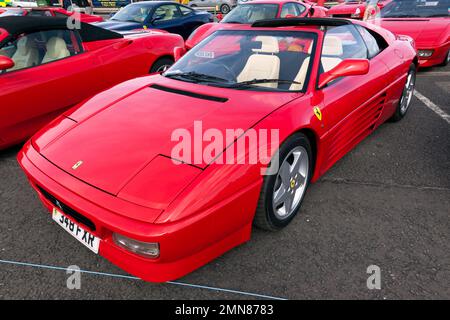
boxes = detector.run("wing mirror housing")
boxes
[174,46,186,62]
[318,59,369,89]
[0,55,14,71]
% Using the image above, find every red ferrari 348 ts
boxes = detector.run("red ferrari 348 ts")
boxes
[19,18,417,282]
[369,0,449,67]
[0,16,184,150]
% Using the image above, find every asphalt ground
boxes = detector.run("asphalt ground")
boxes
[0,65,449,300]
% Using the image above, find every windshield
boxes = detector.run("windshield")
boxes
[380,0,450,17]
[111,4,152,23]
[222,4,279,24]
[165,30,317,92]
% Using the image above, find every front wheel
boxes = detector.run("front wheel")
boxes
[391,64,416,122]
[150,57,174,74]
[220,4,231,14]
[254,133,313,231]
[440,50,449,67]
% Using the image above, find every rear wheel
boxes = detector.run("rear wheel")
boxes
[220,4,231,14]
[254,133,313,231]
[150,57,174,74]
[391,64,416,122]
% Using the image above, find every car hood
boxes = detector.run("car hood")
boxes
[39,76,300,196]
[94,20,143,31]
[376,18,449,47]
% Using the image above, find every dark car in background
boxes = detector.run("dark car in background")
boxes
[95,1,214,39]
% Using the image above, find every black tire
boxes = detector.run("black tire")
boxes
[220,4,231,14]
[150,57,174,74]
[440,50,449,67]
[390,63,416,122]
[254,133,313,231]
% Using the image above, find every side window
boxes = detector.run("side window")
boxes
[0,29,83,73]
[179,5,193,16]
[320,25,367,74]
[280,3,301,17]
[295,3,307,15]
[356,25,380,58]
[153,4,182,23]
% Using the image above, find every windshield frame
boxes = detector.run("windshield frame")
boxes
[164,29,319,93]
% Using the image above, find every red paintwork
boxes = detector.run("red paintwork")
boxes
[18,20,417,282]
[0,7,104,22]
[186,0,328,49]
[327,0,390,19]
[0,30,184,150]
[370,17,450,67]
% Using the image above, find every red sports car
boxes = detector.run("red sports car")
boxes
[328,0,391,20]
[0,16,184,150]
[19,18,417,282]
[0,7,104,22]
[186,0,328,49]
[369,0,449,67]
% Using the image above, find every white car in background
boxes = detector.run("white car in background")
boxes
[188,0,237,14]
[11,0,38,7]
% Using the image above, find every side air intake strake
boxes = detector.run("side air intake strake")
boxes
[149,84,228,103]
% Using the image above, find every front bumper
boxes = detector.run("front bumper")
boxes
[18,142,254,282]
[418,43,450,68]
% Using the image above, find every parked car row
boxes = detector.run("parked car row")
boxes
[0,0,447,283]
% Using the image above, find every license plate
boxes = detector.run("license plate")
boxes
[52,208,100,254]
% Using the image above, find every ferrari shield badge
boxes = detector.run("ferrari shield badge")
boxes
[314,107,322,121]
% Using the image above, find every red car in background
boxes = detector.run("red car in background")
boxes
[328,0,391,19]
[0,7,104,22]
[369,0,449,67]
[0,16,184,150]
[186,0,328,49]
[19,18,417,282]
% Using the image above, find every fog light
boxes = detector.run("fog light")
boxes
[418,50,434,58]
[113,233,159,258]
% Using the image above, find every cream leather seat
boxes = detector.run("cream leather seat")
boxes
[237,36,280,89]
[321,35,343,72]
[10,37,39,71]
[42,37,70,64]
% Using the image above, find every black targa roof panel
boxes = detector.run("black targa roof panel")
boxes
[0,16,123,42]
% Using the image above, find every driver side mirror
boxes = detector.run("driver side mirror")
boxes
[0,55,14,71]
[318,59,369,89]
[174,46,186,62]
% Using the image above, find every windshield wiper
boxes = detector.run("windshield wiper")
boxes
[164,71,230,84]
[226,79,302,89]
[383,14,421,18]
[426,14,449,17]
[224,21,243,24]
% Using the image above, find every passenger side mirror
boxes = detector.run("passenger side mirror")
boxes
[0,55,14,71]
[318,59,369,89]
[174,46,186,62]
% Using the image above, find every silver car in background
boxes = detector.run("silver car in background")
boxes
[188,0,237,14]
